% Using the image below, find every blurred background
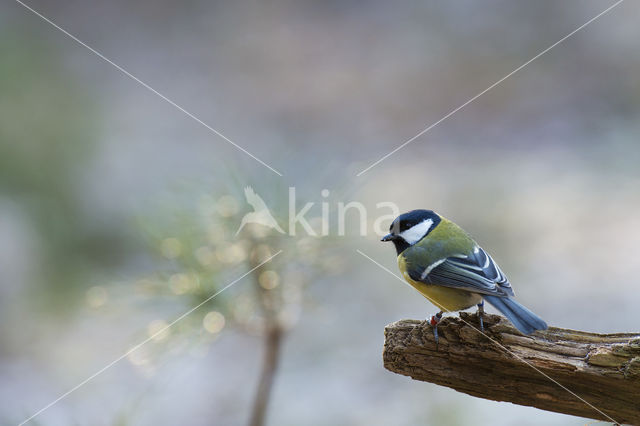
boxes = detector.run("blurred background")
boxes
[1,0,639,425]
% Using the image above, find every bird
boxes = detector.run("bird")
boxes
[236,186,285,235]
[381,209,547,343]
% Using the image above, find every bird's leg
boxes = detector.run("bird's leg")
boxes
[430,311,444,345]
[477,300,485,332]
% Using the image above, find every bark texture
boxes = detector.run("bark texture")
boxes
[384,313,640,425]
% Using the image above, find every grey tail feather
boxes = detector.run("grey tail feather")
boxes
[483,295,547,334]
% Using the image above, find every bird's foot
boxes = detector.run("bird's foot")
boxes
[477,300,485,332]
[429,311,444,346]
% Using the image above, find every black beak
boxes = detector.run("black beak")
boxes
[381,233,394,242]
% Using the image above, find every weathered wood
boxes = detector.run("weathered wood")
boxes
[383,313,640,425]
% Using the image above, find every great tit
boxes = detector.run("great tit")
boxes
[381,209,547,341]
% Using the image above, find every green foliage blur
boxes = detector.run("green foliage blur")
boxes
[0,29,132,311]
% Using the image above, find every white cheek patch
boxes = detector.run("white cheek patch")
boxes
[399,218,434,245]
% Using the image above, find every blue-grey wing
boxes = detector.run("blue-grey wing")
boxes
[414,246,514,297]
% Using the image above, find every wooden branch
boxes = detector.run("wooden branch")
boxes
[383,313,640,424]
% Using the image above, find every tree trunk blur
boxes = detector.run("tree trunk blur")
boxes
[248,244,284,426]
[248,323,283,426]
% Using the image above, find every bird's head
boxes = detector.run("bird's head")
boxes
[381,209,441,254]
